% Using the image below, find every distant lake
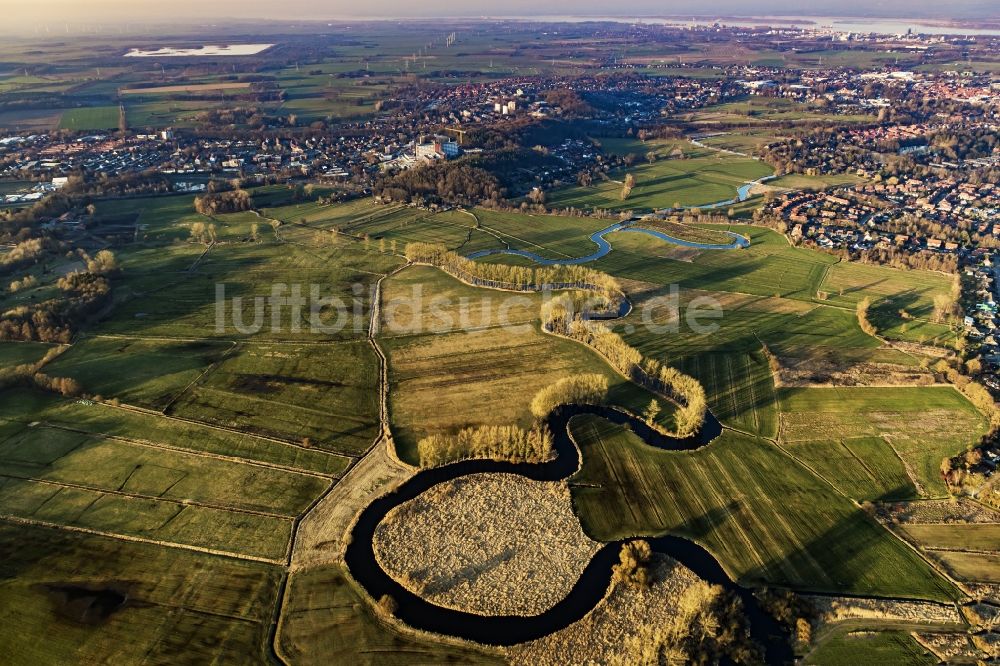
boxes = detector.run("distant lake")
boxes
[124,44,274,57]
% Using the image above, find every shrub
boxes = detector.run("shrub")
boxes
[612,540,653,589]
[376,594,398,616]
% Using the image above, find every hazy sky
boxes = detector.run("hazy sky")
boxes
[4,0,997,30]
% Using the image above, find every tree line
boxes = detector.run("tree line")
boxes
[530,374,608,419]
[543,293,707,438]
[0,238,48,276]
[417,424,552,467]
[856,297,878,337]
[404,242,623,306]
[193,189,253,216]
[0,347,81,399]
[417,374,610,467]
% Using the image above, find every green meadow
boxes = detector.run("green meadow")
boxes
[548,153,773,212]
[569,414,959,602]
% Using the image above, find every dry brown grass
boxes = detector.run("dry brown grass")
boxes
[291,440,413,569]
[877,499,1000,525]
[506,555,702,665]
[779,408,967,444]
[892,341,954,359]
[807,595,962,631]
[776,354,937,388]
[914,631,985,661]
[963,601,1000,629]
[372,473,599,616]
[969,583,1000,605]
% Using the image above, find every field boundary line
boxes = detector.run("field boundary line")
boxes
[108,399,354,457]
[0,514,287,565]
[838,439,882,487]
[878,520,971,600]
[769,438,857,504]
[771,439,966,600]
[89,335,375,346]
[187,384,378,426]
[733,455,828,584]
[883,437,927,497]
[478,222,575,259]
[0,473,298,520]
[5,418,342,479]
[697,455,772,578]
[159,339,239,414]
[271,262,414,662]
[923,546,1000,556]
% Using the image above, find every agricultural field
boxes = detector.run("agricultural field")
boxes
[818,261,958,346]
[1,22,995,662]
[43,337,231,410]
[272,63,392,122]
[568,414,959,601]
[277,566,501,665]
[900,523,1000,552]
[898,524,1000,583]
[681,97,876,126]
[0,523,283,665]
[0,108,64,131]
[0,341,56,367]
[597,225,835,300]
[94,193,209,240]
[57,106,120,131]
[169,341,381,455]
[777,386,988,497]
[473,208,611,260]
[95,228,404,343]
[547,153,773,212]
[674,350,778,438]
[595,136,693,158]
[819,257,955,315]
[262,197,381,226]
[0,389,349,476]
[927,551,1000,584]
[600,224,954,348]
[120,82,252,95]
[0,424,327,516]
[917,60,1000,74]
[621,284,872,362]
[267,200,501,254]
[124,100,228,129]
[781,437,918,502]
[697,130,782,154]
[768,173,865,190]
[805,628,938,666]
[631,218,737,245]
[0,402,334,561]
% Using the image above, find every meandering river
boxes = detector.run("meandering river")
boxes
[466,223,749,265]
[344,405,793,662]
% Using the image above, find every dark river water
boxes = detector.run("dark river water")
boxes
[344,405,793,663]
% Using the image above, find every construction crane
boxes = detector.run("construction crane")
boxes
[443,127,467,145]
